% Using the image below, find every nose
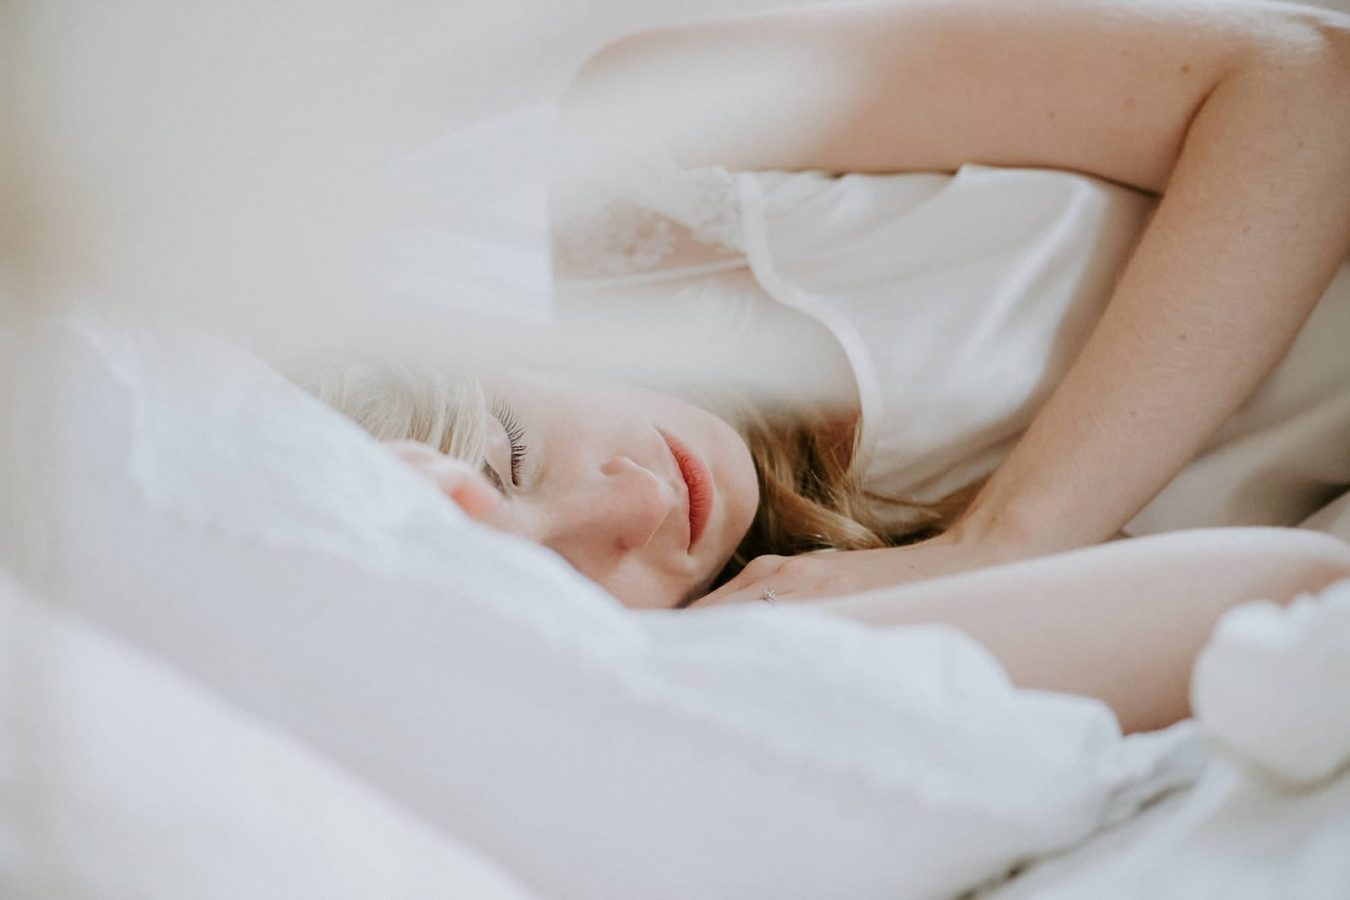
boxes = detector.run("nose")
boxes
[590,455,675,551]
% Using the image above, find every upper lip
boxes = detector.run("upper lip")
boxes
[658,429,712,551]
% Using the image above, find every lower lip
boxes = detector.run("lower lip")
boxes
[660,431,713,549]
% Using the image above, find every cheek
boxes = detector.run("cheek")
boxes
[713,429,759,534]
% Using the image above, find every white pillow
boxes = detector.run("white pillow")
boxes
[0,573,542,900]
[37,316,1201,900]
[1193,579,1350,786]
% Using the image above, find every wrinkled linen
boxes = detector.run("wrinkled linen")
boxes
[1193,581,1350,787]
[980,579,1350,900]
[27,317,1202,900]
[735,173,1350,535]
[0,574,543,900]
[550,111,1350,536]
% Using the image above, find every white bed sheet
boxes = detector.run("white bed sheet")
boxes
[981,749,1350,899]
[981,580,1350,898]
[0,574,543,900]
[9,0,1350,896]
[12,315,1346,900]
[18,316,1206,900]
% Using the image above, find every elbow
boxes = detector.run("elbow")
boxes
[1252,3,1350,58]
[1244,7,1350,100]
[1320,18,1350,132]
[1308,18,1350,188]
[560,24,690,123]
[1267,529,1350,607]
[558,33,636,138]
[1302,11,1350,99]
[1219,8,1350,179]
[558,25,699,165]
[1307,7,1350,60]
[555,31,654,176]
[560,31,643,115]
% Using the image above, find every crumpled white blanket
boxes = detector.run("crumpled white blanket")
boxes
[10,315,1213,900]
[0,573,543,900]
[1194,580,1350,786]
[980,580,1350,899]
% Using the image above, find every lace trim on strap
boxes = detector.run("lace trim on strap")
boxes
[552,151,745,278]
[644,163,744,251]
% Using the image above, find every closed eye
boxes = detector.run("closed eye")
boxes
[490,399,528,486]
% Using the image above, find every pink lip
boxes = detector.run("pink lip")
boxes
[659,430,713,550]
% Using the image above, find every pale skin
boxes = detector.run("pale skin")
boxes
[561,0,1350,604]
[390,0,1350,732]
[803,529,1350,734]
[569,0,1350,730]
[390,441,1350,733]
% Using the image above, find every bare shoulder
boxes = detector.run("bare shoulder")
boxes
[561,0,1350,192]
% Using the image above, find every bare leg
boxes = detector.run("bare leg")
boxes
[805,528,1350,733]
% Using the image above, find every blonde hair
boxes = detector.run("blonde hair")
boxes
[294,360,493,469]
[295,360,972,589]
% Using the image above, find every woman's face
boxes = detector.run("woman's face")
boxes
[449,369,759,608]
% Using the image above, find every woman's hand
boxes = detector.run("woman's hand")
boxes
[383,440,501,522]
[691,533,1029,608]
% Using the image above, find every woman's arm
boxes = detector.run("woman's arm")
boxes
[802,528,1350,733]
[563,0,1350,567]
[946,6,1350,556]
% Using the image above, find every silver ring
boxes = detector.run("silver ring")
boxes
[760,588,777,604]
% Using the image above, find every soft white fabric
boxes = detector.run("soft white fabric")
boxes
[977,577,1350,900]
[1301,489,1350,541]
[1127,263,1350,535]
[34,316,1202,900]
[0,574,543,900]
[436,107,1350,540]
[1192,578,1350,786]
[733,168,1350,533]
[554,129,1350,534]
[978,752,1350,900]
[736,166,1155,527]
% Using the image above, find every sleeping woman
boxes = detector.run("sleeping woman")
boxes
[301,0,1350,732]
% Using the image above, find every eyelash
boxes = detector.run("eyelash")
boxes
[490,400,528,486]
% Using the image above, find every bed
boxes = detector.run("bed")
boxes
[4,2,1350,898]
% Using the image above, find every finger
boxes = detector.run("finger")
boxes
[442,474,500,520]
[428,457,501,521]
[383,441,501,522]
[694,581,786,608]
[697,570,762,605]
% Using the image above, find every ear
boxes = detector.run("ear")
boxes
[382,440,501,522]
